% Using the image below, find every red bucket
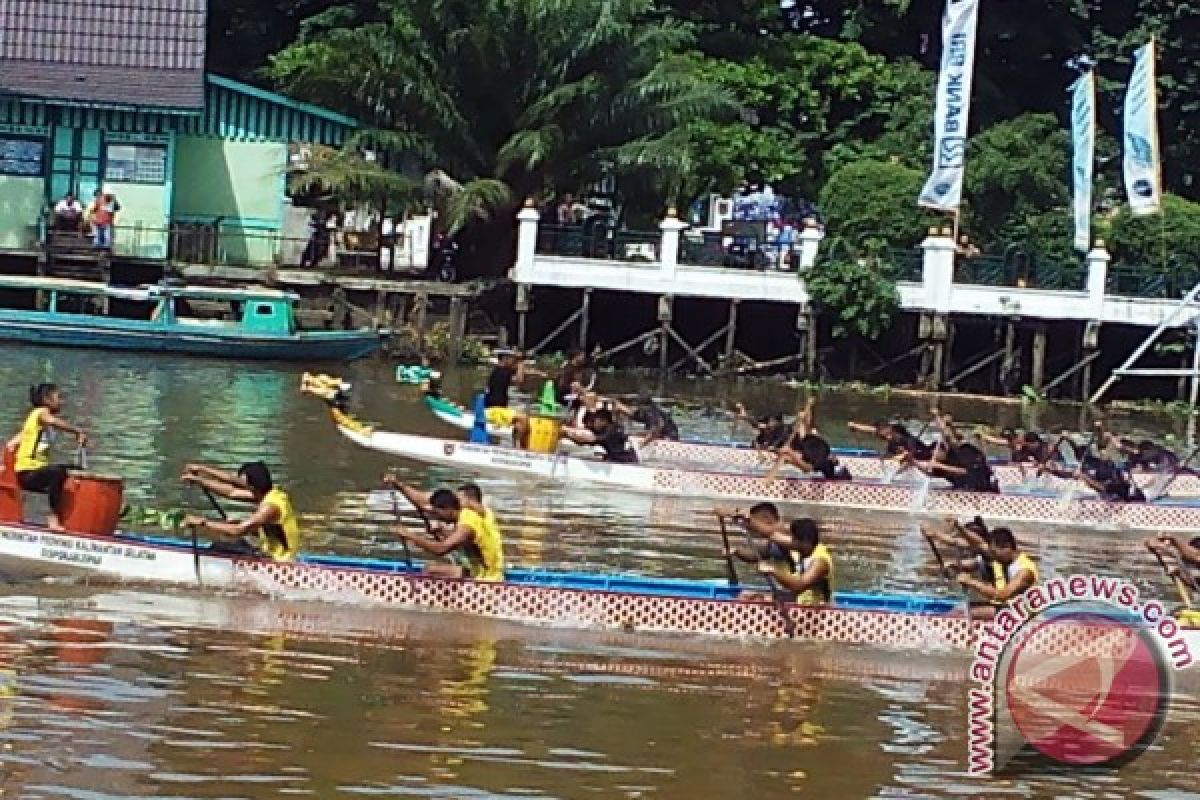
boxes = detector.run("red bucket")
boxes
[59,472,124,536]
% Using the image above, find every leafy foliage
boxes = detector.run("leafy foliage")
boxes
[1108,194,1200,272]
[685,36,932,200]
[818,159,938,249]
[269,0,735,248]
[806,243,901,340]
[964,114,1070,247]
[288,137,424,215]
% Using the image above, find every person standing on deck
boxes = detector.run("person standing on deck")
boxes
[6,384,89,531]
[386,478,505,581]
[87,189,119,250]
[955,527,1038,614]
[483,350,545,445]
[182,462,301,561]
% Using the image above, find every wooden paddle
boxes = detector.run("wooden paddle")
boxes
[725,512,796,636]
[1148,538,1197,609]
[921,524,971,618]
[716,514,740,588]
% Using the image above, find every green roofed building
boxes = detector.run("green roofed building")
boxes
[0,0,356,267]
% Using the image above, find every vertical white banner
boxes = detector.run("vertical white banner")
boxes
[1070,72,1096,252]
[1123,41,1162,216]
[918,0,980,212]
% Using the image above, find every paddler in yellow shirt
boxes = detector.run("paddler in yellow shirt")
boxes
[387,478,505,581]
[955,527,1038,610]
[182,461,301,561]
[720,504,834,605]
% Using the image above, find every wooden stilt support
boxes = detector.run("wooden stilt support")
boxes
[658,295,673,375]
[919,313,948,391]
[1031,323,1047,392]
[941,317,955,387]
[723,300,739,370]
[666,326,716,375]
[578,288,592,350]
[515,283,531,351]
[413,292,429,338]
[447,297,467,363]
[797,305,816,378]
[528,290,591,355]
[998,318,1017,394]
[1080,321,1100,401]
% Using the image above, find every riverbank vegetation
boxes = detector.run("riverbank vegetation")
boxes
[207,0,1200,281]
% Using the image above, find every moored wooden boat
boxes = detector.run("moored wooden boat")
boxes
[331,409,1200,533]
[0,276,384,361]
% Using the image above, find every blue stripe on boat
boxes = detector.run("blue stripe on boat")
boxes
[124,532,960,615]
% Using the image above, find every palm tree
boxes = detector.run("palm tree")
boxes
[268,0,733,272]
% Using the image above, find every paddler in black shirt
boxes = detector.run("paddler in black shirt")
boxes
[981,428,1052,467]
[482,349,545,444]
[848,420,935,461]
[614,394,680,445]
[562,409,638,463]
[735,404,790,452]
[1122,438,1181,473]
[916,441,999,493]
[766,396,850,481]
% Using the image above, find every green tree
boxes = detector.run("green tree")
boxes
[1108,194,1200,272]
[964,113,1070,249]
[685,37,931,200]
[268,0,733,273]
[818,158,938,249]
[807,246,901,340]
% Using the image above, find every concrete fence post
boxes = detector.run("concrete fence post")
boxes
[659,208,687,280]
[920,226,956,313]
[512,200,540,280]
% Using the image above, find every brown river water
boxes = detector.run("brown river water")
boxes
[0,345,1197,798]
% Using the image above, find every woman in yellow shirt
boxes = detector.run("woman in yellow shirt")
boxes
[6,384,89,531]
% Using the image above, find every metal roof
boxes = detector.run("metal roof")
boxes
[0,0,206,110]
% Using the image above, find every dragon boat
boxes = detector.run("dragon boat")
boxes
[422,395,1200,496]
[330,409,1200,533]
[0,521,1194,655]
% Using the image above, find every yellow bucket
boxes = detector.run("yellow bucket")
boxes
[526,415,563,454]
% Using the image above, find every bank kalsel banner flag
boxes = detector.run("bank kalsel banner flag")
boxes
[1070,72,1096,252]
[919,0,980,212]
[1123,41,1162,216]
